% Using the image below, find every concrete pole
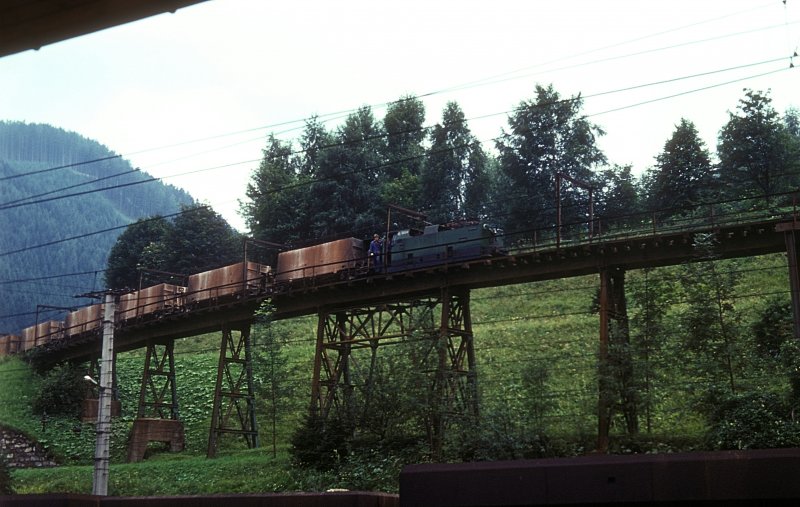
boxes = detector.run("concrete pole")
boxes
[93,293,115,496]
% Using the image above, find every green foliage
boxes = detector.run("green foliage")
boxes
[422,102,489,222]
[627,267,679,433]
[251,301,297,456]
[717,89,798,199]
[595,164,640,231]
[753,296,793,360]
[494,84,606,235]
[163,204,242,274]
[31,363,85,417]
[105,204,242,288]
[646,118,713,214]
[290,414,351,471]
[382,95,426,181]
[13,451,299,495]
[705,391,800,450]
[678,238,744,395]
[242,134,306,246]
[105,216,171,289]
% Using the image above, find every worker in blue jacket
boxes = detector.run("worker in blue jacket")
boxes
[369,234,383,272]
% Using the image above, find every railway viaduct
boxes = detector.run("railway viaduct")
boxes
[14,203,800,460]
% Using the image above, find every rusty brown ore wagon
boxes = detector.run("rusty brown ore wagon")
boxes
[0,334,21,356]
[187,261,271,305]
[118,283,187,322]
[19,320,62,351]
[275,237,366,283]
[35,320,63,347]
[64,303,102,338]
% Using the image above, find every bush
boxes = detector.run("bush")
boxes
[32,363,86,417]
[290,414,351,471]
[706,391,800,450]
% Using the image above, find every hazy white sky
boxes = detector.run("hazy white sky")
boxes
[1,0,798,231]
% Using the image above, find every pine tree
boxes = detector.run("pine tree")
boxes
[647,118,713,215]
[717,89,795,201]
[241,134,305,244]
[422,102,489,222]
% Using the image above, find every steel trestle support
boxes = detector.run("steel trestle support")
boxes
[136,339,179,419]
[207,322,259,458]
[127,339,186,463]
[310,288,477,459]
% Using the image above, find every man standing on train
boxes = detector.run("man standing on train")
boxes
[369,233,383,272]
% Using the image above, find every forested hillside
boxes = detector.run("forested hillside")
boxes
[0,121,195,333]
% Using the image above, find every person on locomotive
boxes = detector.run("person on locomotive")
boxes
[369,233,383,272]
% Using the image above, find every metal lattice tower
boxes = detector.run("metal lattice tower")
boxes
[310,288,477,458]
[207,322,259,457]
[136,339,179,420]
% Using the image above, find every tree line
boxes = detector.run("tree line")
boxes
[241,86,800,246]
[104,85,800,290]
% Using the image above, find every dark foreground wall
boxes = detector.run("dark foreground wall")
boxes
[0,491,398,507]
[400,448,800,507]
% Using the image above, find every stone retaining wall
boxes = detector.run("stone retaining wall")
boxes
[0,426,56,468]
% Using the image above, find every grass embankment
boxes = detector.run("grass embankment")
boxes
[2,253,796,495]
[12,450,296,496]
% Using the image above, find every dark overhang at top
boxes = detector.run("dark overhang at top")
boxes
[0,0,207,58]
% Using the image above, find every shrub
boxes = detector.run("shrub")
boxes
[706,391,800,450]
[32,363,86,417]
[290,414,351,471]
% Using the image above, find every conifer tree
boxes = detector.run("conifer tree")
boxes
[422,102,489,222]
[647,118,712,214]
[717,89,796,200]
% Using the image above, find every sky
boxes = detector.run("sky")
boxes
[1,0,798,231]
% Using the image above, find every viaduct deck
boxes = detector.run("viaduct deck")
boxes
[36,217,799,364]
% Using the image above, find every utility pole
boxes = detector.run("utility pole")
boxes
[79,290,121,496]
[93,292,116,496]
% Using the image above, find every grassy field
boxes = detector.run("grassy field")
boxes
[2,252,797,495]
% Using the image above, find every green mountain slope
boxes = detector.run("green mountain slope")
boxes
[0,121,194,333]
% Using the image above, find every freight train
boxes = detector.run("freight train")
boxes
[0,221,504,355]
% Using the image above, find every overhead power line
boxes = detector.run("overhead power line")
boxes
[2,55,792,216]
[0,154,122,182]
[0,205,211,259]
[3,7,795,185]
